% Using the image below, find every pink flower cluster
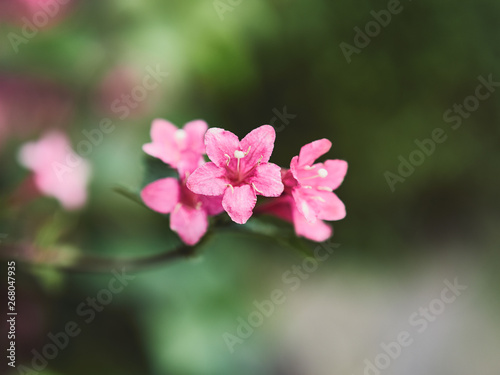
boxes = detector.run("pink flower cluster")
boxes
[142,120,347,245]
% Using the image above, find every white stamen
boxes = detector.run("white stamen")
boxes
[234,150,246,159]
[304,165,315,170]
[175,129,187,141]
[301,168,329,180]
[311,196,326,202]
[252,183,263,194]
[318,168,328,178]
[301,201,310,217]
[317,186,333,192]
[224,153,231,166]
[303,185,313,189]
[227,184,234,193]
[234,150,245,172]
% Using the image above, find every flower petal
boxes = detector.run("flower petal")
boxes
[291,188,318,223]
[170,205,208,245]
[298,139,332,167]
[200,194,224,215]
[295,188,346,221]
[141,178,179,213]
[240,125,276,165]
[292,206,332,242]
[56,186,88,210]
[204,128,240,167]
[298,159,347,191]
[41,161,92,210]
[184,120,208,154]
[177,151,205,177]
[290,155,300,181]
[222,184,257,224]
[18,131,91,211]
[321,159,348,190]
[281,168,298,189]
[18,131,70,171]
[143,119,179,165]
[250,163,284,197]
[316,191,346,221]
[186,162,228,196]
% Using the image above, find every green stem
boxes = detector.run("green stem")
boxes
[0,216,303,274]
[0,237,204,274]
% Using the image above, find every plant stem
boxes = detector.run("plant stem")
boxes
[0,239,202,274]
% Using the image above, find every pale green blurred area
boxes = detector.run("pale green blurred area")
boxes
[1,0,500,374]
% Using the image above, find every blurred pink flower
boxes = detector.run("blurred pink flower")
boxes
[141,176,223,246]
[187,125,284,224]
[97,66,159,119]
[0,75,74,148]
[143,119,208,176]
[0,101,7,147]
[0,0,75,27]
[18,131,91,210]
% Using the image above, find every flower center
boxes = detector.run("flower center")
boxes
[224,147,261,186]
[179,178,200,208]
[175,129,187,148]
[234,150,246,174]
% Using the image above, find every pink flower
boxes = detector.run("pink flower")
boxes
[259,139,347,242]
[18,131,91,210]
[0,0,74,27]
[141,176,223,245]
[142,119,207,176]
[97,65,161,119]
[289,139,347,223]
[141,118,224,244]
[187,125,284,224]
[0,75,74,140]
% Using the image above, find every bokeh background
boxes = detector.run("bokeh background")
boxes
[1,0,500,374]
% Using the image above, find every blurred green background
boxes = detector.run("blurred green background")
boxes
[1,0,500,374]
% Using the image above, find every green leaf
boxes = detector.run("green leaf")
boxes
[113,185,146,207]
[142,156,179,188]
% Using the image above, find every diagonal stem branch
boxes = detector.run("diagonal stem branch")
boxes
[0,239,202,274]
[0,217,302,274]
